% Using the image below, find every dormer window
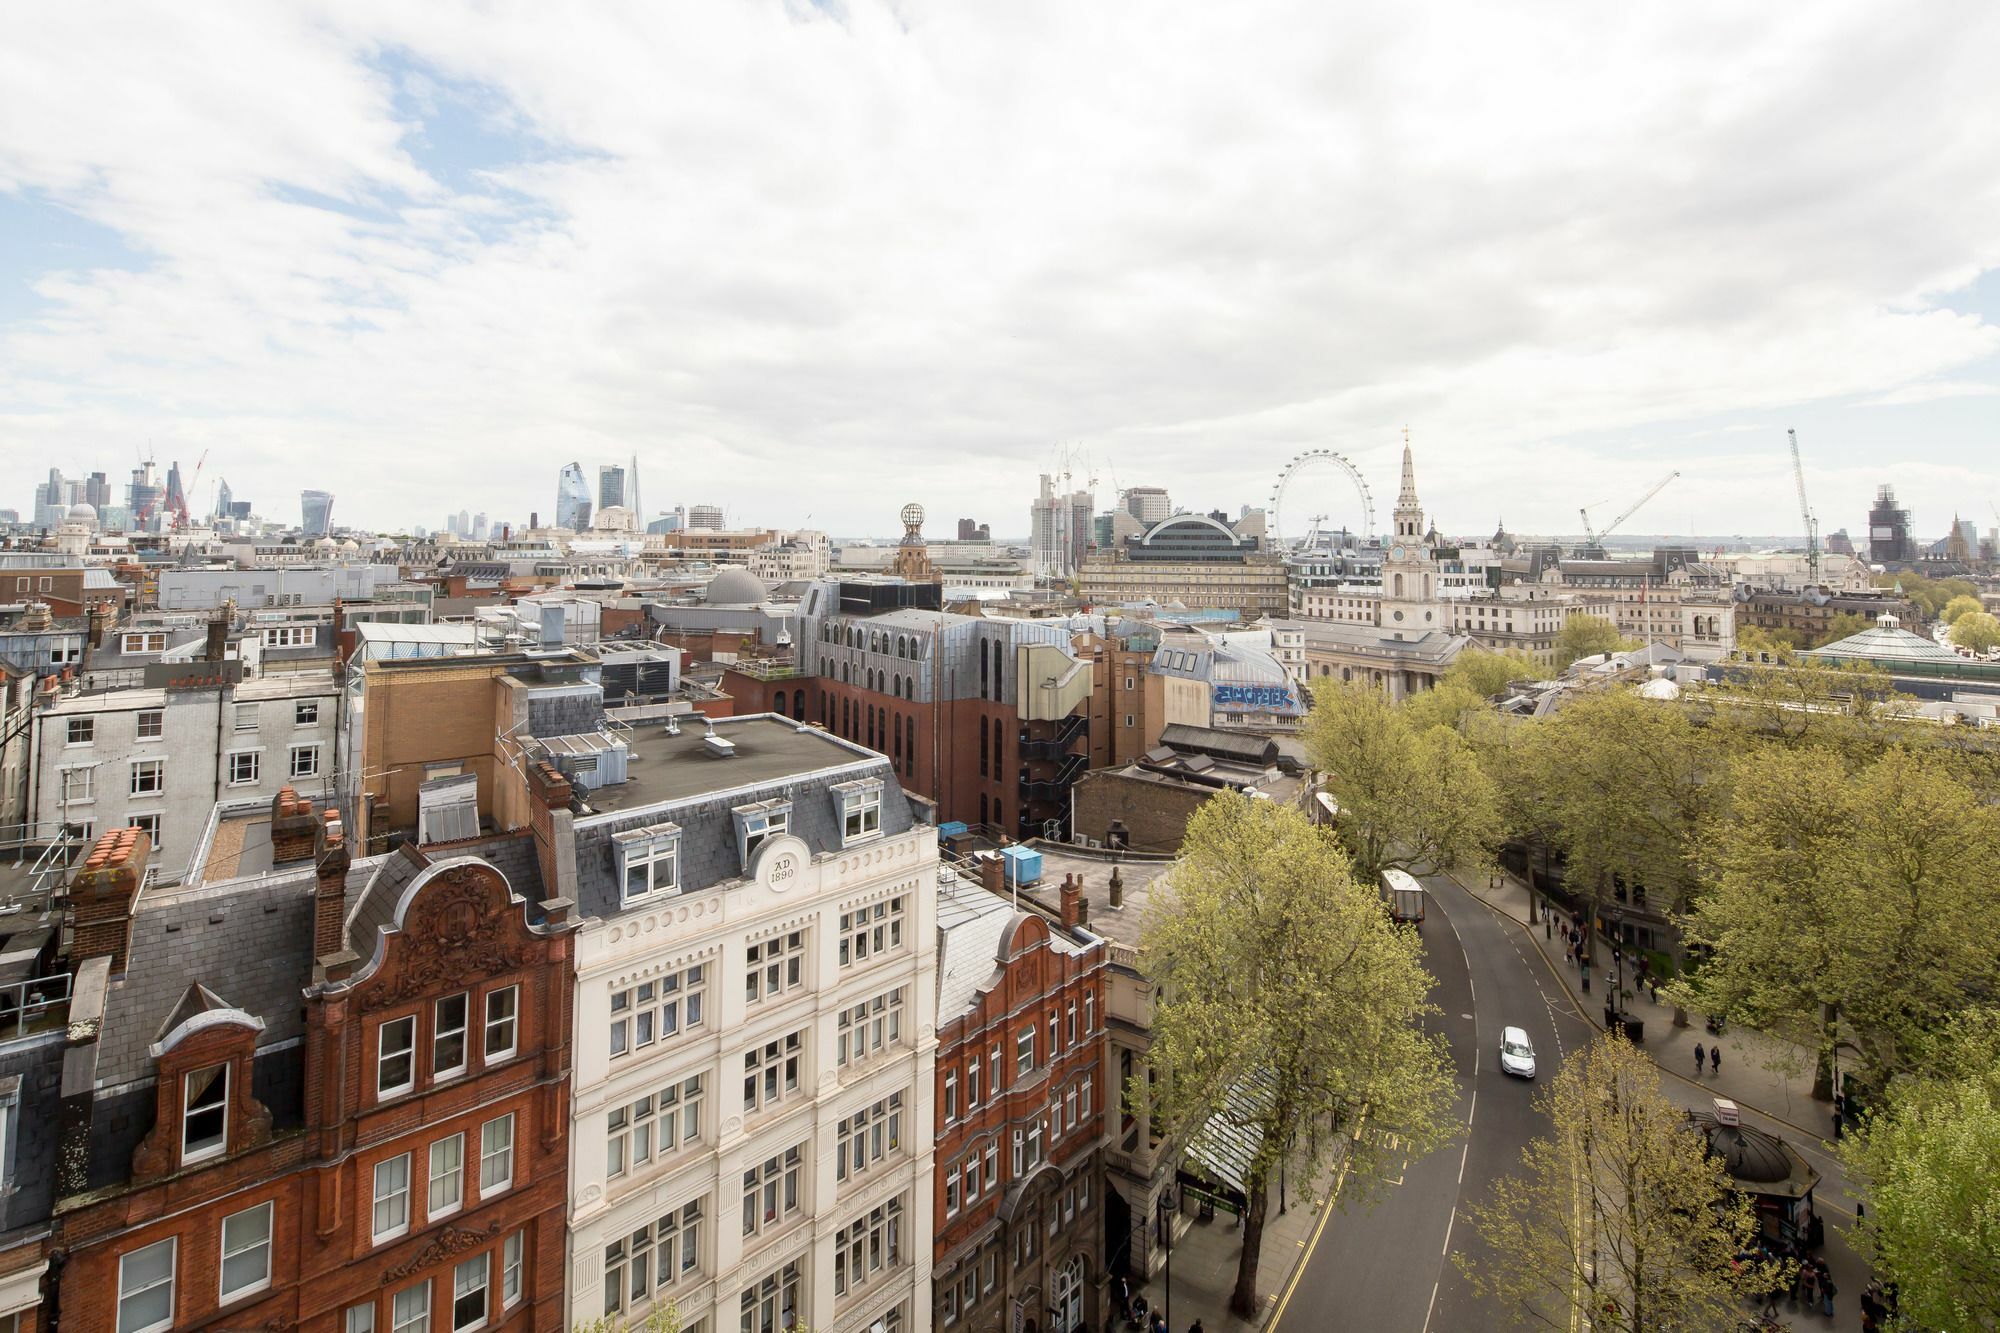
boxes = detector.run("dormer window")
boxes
[832,780,883,846]
[732,799,791,867]
[183,1064,228,1164]
[615,822,682,905]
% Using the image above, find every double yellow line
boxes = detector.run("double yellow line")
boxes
[1267,1113,1368,1330]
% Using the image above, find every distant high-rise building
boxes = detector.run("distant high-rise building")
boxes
[1124,486,1172,525]
[1824,528,1854,557]
[214,477,233,520]
[457,509,471,536]
[687,503,724,531]
[1868,485,1915,565]
[473,512,490,540]
[85,471,111,509]
[164,461,188,527]
[445,512,461,536]
[1030,474,1094,580]
[556,463,592,530]
[301,489,335,538]
[956,518,991,541]
[598,464,626,514]
[33,467,67,528]
[127,461,162,532]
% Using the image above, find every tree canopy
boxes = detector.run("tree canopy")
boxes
[1942,593,1984,624]
[1302,676,1502,887]
[1143,790,1454,1315]
[1677,745,2000,1084]
[1460,1032,1786,1331]
[1953,610,2000,653]
[1848,1012,2000,1331]
[1553,613,1637,669]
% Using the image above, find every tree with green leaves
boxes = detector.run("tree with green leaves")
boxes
[1553,613,1637,669]
[1809,610,1871,647]
[1941,593,1984,624]
[1444,647,1549,697]
[1677,745,2000,1087]
[573,1307,691,1333]
[1460,1032,1787,1331]
[1142,790,1455,1316]
[1302,677,1503,886]
[1847,1011,2000,1330]
[1953,610,2000,653]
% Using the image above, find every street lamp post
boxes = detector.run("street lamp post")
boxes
[1158,1186,1176,1331]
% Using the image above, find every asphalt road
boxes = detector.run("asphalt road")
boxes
[1272,872,1870,1332]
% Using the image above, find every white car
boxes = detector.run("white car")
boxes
[1499,1026,1537,1079]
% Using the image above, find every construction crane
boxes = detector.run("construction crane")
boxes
[1579,470,1680,546]
[173,449,210,531]
[1788,429,1819,582]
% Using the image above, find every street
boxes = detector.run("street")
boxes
[1270,871,1871,1331]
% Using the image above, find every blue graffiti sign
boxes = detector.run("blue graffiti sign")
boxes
[1213,683,1297,712]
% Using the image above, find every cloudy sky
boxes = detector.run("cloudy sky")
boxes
[4,2,1998,543]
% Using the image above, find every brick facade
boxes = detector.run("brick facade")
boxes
[53,822,578,1332]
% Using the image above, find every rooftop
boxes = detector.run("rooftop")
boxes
[1004,844,1178,951]
[579,714,886,815]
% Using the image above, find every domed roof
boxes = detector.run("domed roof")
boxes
[68,502,98,522]
[314,536,337,549]
[339,538,360,550]
[704,568,767,604]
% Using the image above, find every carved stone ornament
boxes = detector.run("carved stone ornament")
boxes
[364,865,530,1009]
[380,1219,503,1286]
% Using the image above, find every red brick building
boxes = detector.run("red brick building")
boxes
[51,793,577,1332]
[930,860,1110,1333]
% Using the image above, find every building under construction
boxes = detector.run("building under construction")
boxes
[1867,485,1916,566]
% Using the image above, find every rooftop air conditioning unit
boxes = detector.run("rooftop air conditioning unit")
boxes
[703,734,737,759]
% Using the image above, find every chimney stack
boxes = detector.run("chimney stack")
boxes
[270,787,318,864]
[979,852,1005,897]
[70,826,151,974]
[1108,864,1125,909]
[313,807,357,982]
[1059,872,1084,930]
[204,602,230,661]
[85,600,110,649]
[527,760,578,906]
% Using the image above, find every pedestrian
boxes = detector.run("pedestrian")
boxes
[1695,1042,1706,1076]
[1151,1310,1167,1333]
[1648,977,1660,1004]
[1799,1261,1816,1307]
[1189,1322,1205,1333]
[1821,1274,1837,1317]
[1711,1046,1721,1076]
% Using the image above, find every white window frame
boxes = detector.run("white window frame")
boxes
[744,930,805,1004]
[372,1153,411,1244]
[182,1063,228,1165]
[479,1114,515,1196]
[1016,1026,1036,1079]
[432,993,468,1080]
[835,1091,903,1184]
[732,798,791,864]
[615,822,683,905]
[483,986,518,1061]
[429,1133,465,1218]
[742,1031,805,1113]
[116,1237,177,1333]
[837,895,907,967]
[391,1281,429,1333]
[608,1075,704,1178]
[344,1302,377,1333]
[65,716,94,746]
[232,702,259,733]
[377,1016,416,1098]
[503,1231,525,1309]
[289,743,321,779]
[130,757,165,797]
[740,1145,805,1238]
[608,966,707,1058]
[295,699,321,726]
[59,765,94,803]
[227,749,260,786]
[452,1252,488,1332]
[833,778,883,846]
[122,631,168,655]
[218,1201,273,1304]
[136,708,164,740]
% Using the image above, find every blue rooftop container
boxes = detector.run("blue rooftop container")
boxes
[937,821,969,839]
[1001,845,1042,888]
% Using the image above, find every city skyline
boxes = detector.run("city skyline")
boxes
[4,5,1999,537]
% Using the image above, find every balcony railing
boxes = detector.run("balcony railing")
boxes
[0,971,72,1044]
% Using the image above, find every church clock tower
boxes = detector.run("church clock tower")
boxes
[1378,431,1444,640]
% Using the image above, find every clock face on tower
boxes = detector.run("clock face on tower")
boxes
[1391,545,1406,562]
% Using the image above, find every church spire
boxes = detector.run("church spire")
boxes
[1393,427,1423,540]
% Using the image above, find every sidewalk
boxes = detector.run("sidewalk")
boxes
[1129,1147,1344,1332]
[1455,869,1839,1144]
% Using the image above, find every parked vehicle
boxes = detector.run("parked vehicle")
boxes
[1380,868,1426,925]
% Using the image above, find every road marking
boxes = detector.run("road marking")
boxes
[1457,1141,1470,1184]
[1422,1279,1442,1333]
[1461,1012,1474,1020]
[1441,1204,1457,1256]
[1266,1113,1367,1331]
[1467,1089,1477,1125]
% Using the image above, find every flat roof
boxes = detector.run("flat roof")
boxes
[1009,845,1178,949]
[580,714,882,815]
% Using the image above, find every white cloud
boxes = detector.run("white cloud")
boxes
[2,0,1998,539]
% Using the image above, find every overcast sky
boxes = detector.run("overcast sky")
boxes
[4,2,1998,543]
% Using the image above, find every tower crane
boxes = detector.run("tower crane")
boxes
[1579,470,1680,546]
[1788,429,1819,582]
[173,449,210,531]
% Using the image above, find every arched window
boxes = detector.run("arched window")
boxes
[980,641,990,696]
[979,792,989,827]
[893,713,902,761]
[980,726,989,777]
[793,688,805,717]
[842,696,851,735]
[772,692,787,719]
[1393,573,1405,598]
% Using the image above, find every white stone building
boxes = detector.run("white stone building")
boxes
[551,715,938,1333]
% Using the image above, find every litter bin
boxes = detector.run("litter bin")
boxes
[1622,1017,1645,1043]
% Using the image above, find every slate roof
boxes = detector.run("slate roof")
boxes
[343,833,548,962]
[571,717,916,923]
[95,868,319,1094]
[0,1037,64,1233]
